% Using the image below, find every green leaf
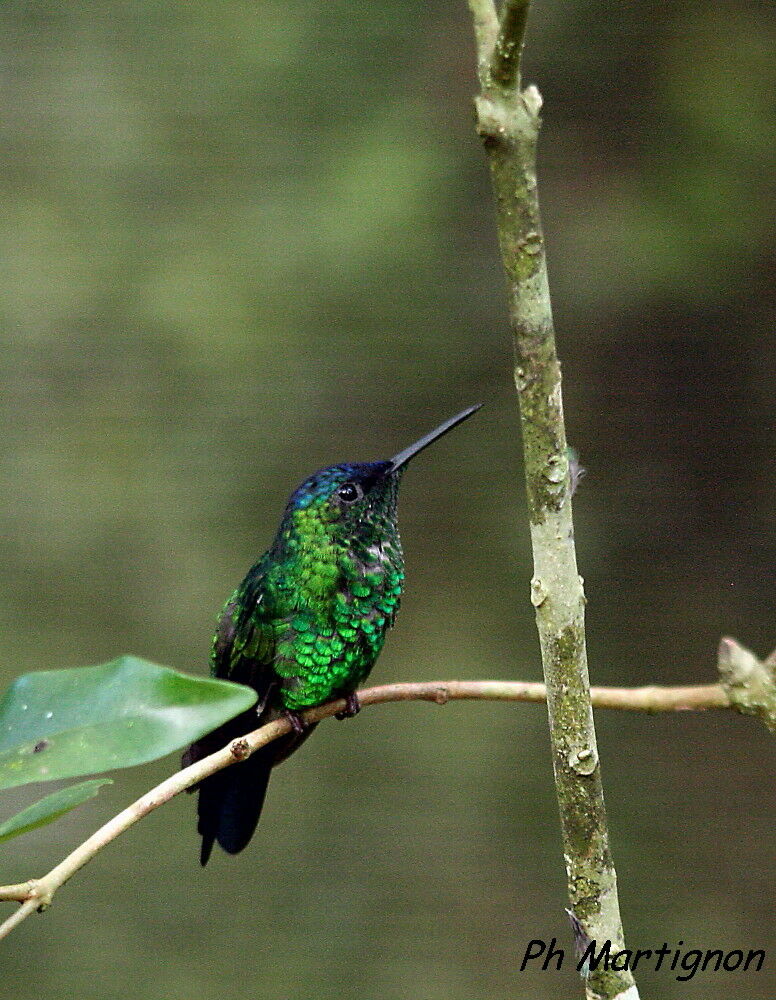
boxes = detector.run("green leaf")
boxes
[0,656,257,790]
[0,779,113,843]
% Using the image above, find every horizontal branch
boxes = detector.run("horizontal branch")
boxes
[0,666,766,940]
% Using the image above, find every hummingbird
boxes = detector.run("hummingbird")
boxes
[184,404,482,865]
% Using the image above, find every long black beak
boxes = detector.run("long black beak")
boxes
[388,403,483,472]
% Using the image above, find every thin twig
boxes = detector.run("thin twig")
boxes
[0,677,735,941]
[0,897,40,937]
[0,880,37,903]
[490,0,531,90]
[466,0,499,86]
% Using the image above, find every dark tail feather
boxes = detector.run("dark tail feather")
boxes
[183,708,274,866]
[183,712,318,865]
[196,744,274,865]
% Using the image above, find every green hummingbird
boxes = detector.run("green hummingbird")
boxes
[184,404,481,865]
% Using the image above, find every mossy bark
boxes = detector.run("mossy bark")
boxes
[468,4,640,997]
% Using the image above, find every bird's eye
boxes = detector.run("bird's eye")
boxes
[336,482,362,503]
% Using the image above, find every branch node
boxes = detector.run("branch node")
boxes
[515,365,530,392]
[522,84,543,117]
[567,746,598,776]
[433,686,450,705]
[474,95,514,147]
[530,577,548,607]
[29,879,52,909]
[717,637,776,733]
[229,738,251,761]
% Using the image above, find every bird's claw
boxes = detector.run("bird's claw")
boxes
[335,692,361,720]
[283,709,306,736]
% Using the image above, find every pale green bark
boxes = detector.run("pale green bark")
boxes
[466,3,640,997]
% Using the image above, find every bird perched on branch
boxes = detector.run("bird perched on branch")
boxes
[184,404,482,865]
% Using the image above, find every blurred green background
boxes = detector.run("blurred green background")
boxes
[1,1,774,997]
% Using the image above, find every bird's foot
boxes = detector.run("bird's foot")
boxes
[335,692,361,720]
[283,709,307,736]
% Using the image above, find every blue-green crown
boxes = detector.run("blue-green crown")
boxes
[287,462,393,511]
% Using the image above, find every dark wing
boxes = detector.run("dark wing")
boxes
[210,565,277,695]
[185,561,280,865]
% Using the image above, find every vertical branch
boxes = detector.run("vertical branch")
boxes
[467,5,640,999]
[466,0,499,86]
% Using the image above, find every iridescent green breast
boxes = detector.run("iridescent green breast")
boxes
[272,524,405,710]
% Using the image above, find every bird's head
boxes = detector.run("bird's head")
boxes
[275,404,483,547]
